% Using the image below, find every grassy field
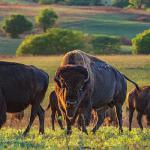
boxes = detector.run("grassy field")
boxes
[0,55,149,149]
[0,4,150,54]
[0,127,150,149]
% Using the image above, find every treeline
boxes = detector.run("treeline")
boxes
[31,0,150,8]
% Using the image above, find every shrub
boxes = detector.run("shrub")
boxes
[91,35,121,54]
[35,9,58,32]
[16,28,88,56]
[132,29,150,54]
[2,14,33,38]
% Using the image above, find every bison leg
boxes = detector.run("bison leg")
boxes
[66,119,72,135]
[0,90,7,129]
[79,113,88,135]
[51,108,56,131]
[129,109,134,131]
[92,112,105,134]
[23,105,38,136]
[37,105,45,134]
[57,109,64,130]
[137,112,143,130]
[115,104,123,133]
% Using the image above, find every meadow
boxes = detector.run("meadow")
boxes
[0,55,149,149]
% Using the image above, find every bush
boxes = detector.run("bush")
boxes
[2,14,33,38]
[91,35,121,54]
[35,9,58,32]
[132,29,150,54]
[16,28,89,56]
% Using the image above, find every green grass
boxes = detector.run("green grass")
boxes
[0,38,22,55]
[0,127,149,149]
[60,13,150,38]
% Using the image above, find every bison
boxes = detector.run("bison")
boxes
[127,86,150,131]
[54,50,139,134]
[0,61,49,136]
[46,90,64,130]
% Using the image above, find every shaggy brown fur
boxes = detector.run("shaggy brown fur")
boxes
[127,86,150,131]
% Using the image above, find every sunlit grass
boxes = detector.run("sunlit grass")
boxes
[0,127,149,149]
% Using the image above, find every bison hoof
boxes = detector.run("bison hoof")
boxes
[67,130,72,135]
[83,130,88,135]
[22,131,28,137]
[119,128,123,133]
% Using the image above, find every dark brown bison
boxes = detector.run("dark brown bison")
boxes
[127,86,150,131]
[0,62,49,136]
[54,50,139,134]
[46,90,64,130]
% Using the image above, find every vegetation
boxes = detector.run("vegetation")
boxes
[91,35,121,54]
[0,127,150,150]
[129,0,150,8]
[2,14,33,38]
[132,29,150,54]
[35,9,58,32]
[16,28,89,55]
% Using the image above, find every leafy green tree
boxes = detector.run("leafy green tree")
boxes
[132,29,150,54]
[35,9,58,32]
[2,14,33,38]
[129,0,149,8]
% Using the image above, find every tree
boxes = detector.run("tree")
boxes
[132,29,150,54]
[129,0,148,8]
[35,9,58,32]
[2,14,33,38]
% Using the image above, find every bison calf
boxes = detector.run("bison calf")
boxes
[127,86,150,131]
[46,90,64,130]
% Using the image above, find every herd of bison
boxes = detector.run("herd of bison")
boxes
[0,50,149,136]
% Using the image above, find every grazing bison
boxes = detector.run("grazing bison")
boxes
[54,50,139,134]
[46,90,64,130]
[127,86,150,131]
[0,62,49,136]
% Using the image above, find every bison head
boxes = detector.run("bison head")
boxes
[54,65,89,120]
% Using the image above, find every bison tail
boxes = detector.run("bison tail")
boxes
[0,90,7,128]
[123,75,140,91]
